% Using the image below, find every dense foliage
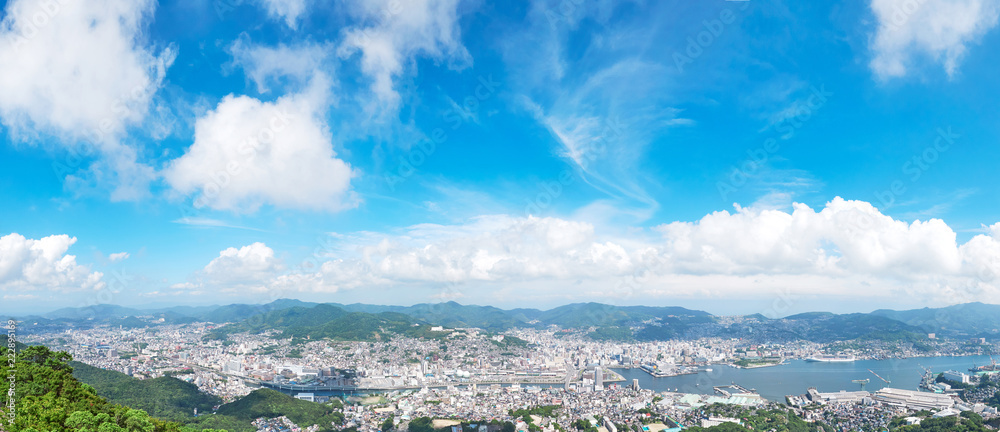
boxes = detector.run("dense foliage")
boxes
[0,340,219,432]
[0,336,348,432]
[215,388,343,431]
[682,404,826,432]
[586,326,635,342]
[70,362,222,423]
[893,415,989,432]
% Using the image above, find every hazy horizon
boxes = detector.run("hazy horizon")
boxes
[5,296,997,320]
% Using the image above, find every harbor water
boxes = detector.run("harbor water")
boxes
[272,355,996,402]
[616,354,998,401]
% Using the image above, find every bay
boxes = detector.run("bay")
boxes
[616,354,997,402]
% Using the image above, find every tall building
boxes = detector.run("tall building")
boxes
[594,367,603,391]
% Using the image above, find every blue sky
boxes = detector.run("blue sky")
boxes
[2,0,1000,316]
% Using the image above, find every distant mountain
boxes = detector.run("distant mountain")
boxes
[537,303,711,328]
[14,299,1000,344]
[379,301,530,330]
[44,304,144,320]
[196,299,319,324]
[784,311,836,320]
[326,301,712,331]
[871,302,1000,337]
[782,313,925,343]
[205,304,446,342]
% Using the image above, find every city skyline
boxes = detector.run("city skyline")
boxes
[4,0,1000,315]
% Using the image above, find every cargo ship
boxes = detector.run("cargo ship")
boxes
[805,355,856,363]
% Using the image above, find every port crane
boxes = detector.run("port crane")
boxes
[851,379,870,390]
[869,369,891,384]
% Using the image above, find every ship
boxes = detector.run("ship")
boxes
[969,357,999,373]
[805,355,856,363]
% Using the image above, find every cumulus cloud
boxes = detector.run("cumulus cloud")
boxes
[0,233,104,291]
[338,0,471,113]
[203,242,285,285]
[656,198,966,279]
[163,74,357,213]
[274,198,1000,304]
[869,0,1000,79]
[314,215,628,285]
[171,242,285,296]
[0,0,174,198]
[172,198,1000,306]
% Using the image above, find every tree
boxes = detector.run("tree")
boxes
[409,417,435,432]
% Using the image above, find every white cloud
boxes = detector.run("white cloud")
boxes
[0,233,104,291]
[0,0,175,198]
[108,252,130,262]
[173,242,285,297]
[656,198,965,279]
[256,0,308,29]
[270,198,999,305]
[163,74,357,213]
[203,242,285,285]
[337,0,471,114]
[229,35,332,94]
[270,215,633,295]
[869,0,1000,79]
[172,198,1000,307]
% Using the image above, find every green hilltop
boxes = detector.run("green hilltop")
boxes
[1,335,345,432]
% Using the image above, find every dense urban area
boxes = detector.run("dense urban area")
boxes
[9,302,1000,432]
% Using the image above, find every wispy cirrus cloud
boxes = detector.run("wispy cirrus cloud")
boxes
[501,1,693,221]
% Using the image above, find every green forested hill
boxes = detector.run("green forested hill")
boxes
[70,362,222,423]
[0,339,213,432]
[215,389,343,430]
[204,305,449,342]
[871,302,1000,338]
[1,336,342,432]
